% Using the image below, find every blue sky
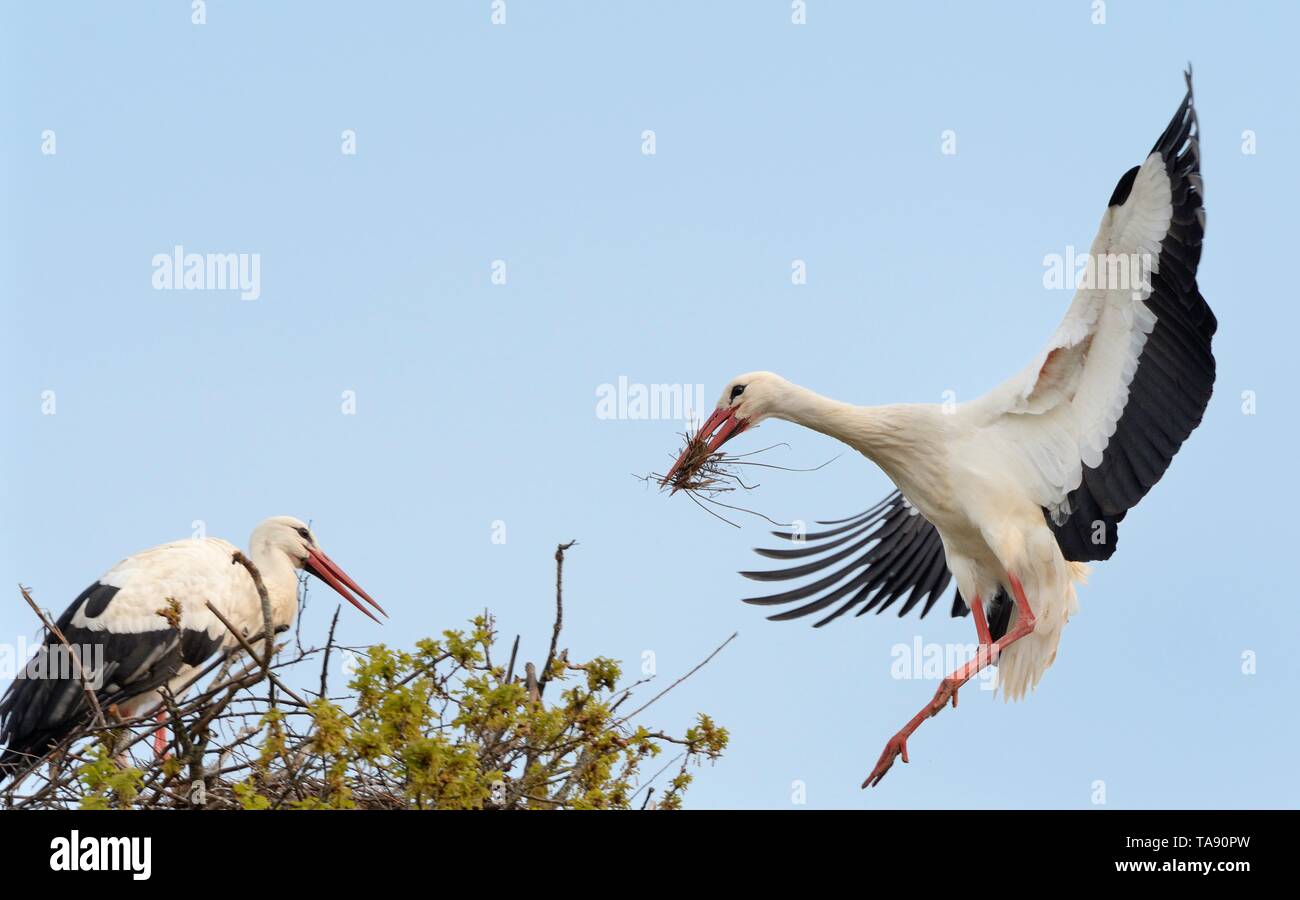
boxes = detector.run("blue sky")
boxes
[2,1,1297,808]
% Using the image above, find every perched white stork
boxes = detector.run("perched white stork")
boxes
[664,71,1213,787]
[0,516,384,778]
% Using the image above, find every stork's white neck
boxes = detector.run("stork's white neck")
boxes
[773,383,946,497]
[248,539,302,631]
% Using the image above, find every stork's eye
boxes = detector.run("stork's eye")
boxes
[297,527,312,541]
[730,384,746,401]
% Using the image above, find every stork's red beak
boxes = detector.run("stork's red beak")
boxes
[305,548,387,624]
[660,405,750,489]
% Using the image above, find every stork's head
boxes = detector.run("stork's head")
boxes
[700,371,794,444]
[251,516,386,623]
[663,372,791,485]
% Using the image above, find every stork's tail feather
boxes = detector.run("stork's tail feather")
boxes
[0,680,71,785]
[995,547,1086,701]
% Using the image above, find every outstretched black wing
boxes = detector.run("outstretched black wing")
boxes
[1045,70,1216,561]
[741,490,1015,638]
[740,491,969,625]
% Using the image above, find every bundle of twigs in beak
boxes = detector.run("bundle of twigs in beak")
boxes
[658,428,730,495]
[638,428,835,528]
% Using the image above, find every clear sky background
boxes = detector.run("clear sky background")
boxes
[3,1,1297,809]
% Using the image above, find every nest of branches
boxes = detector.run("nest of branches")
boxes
[1,544,731,810]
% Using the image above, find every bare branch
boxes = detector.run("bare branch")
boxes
[539,541,576,695]
[617,631,738,725]
[202,600,309,708]
[231,551,275,668]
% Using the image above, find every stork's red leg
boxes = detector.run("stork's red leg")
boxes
[153,710,169,758]
[930,592,995,714]
[968,592,992,647]
[863,575,1037,788]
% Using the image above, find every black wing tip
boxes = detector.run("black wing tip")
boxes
[738,569,794,583]
[740,594,786,606]
[1108,165,1141,208]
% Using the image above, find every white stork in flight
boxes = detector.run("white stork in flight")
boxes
[0,516,384,779]
[665,71,1214,787]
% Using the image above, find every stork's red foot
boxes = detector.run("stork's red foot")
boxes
[863,733,909,788]
[862,677,960,788]
[931,677,960,713]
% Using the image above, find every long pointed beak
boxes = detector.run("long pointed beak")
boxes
[660,405,750,489]
[305,547,387,624]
